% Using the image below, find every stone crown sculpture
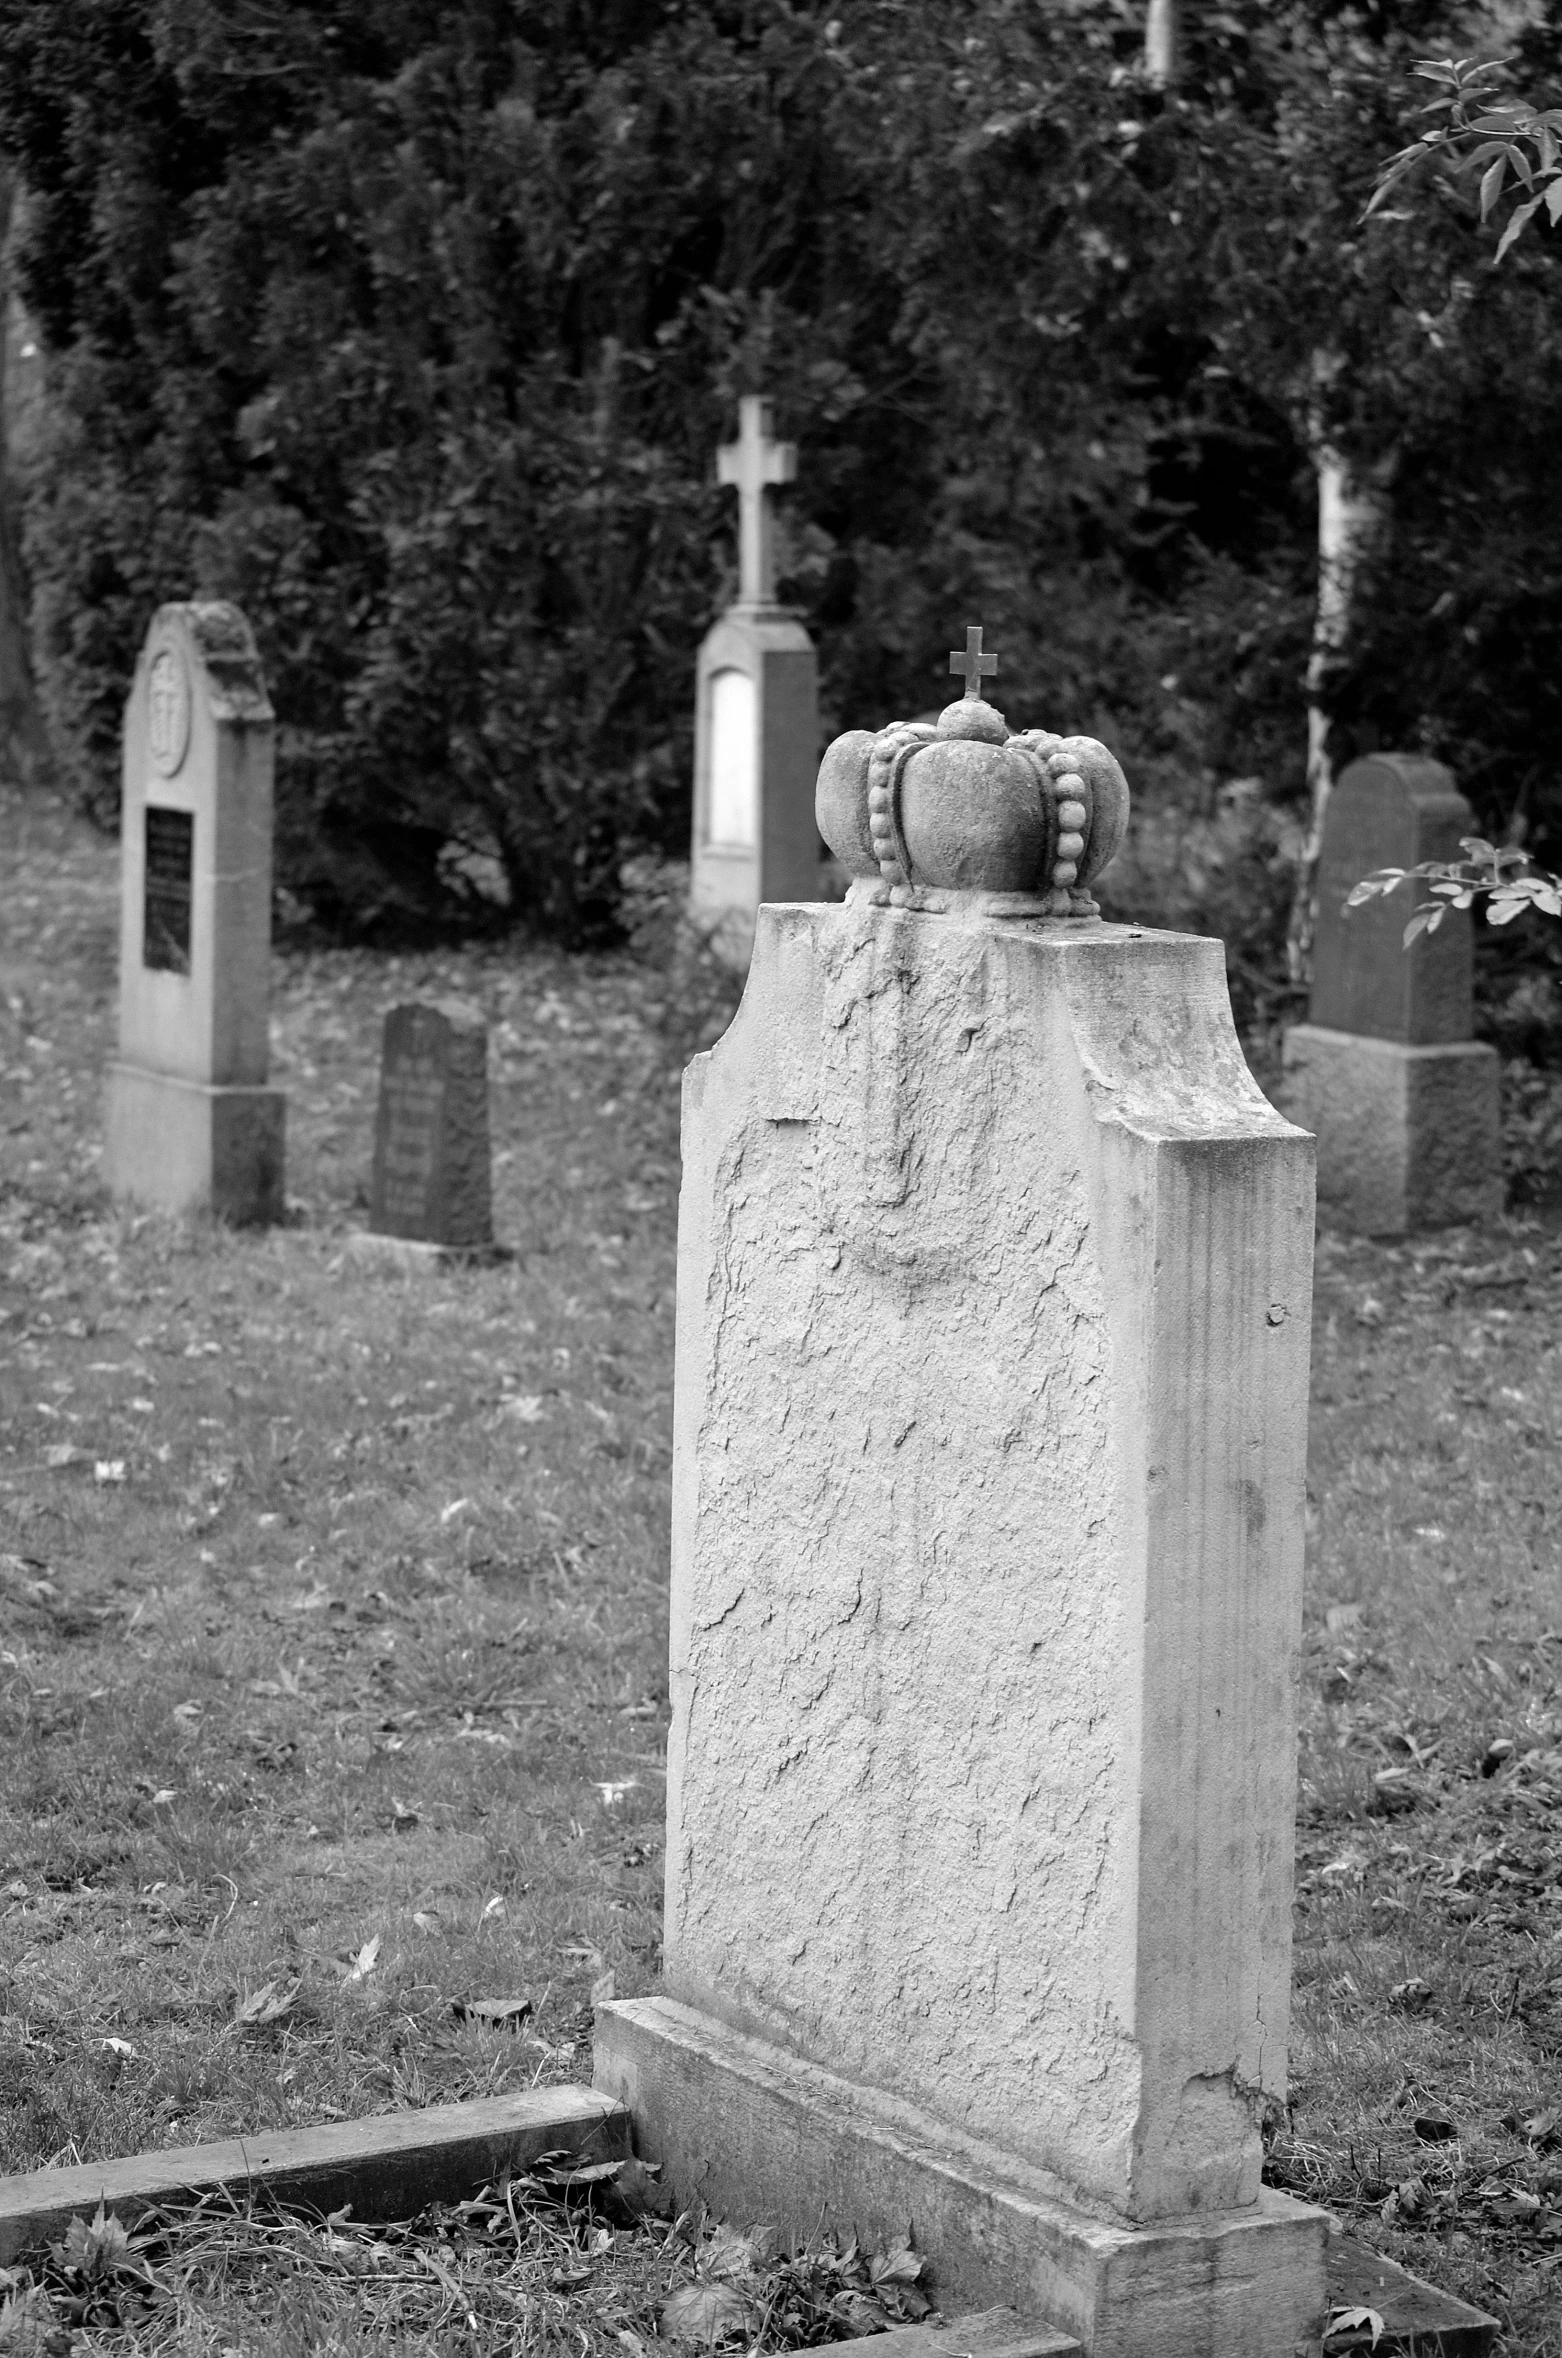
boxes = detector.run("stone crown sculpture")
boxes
[816,625,1130,917]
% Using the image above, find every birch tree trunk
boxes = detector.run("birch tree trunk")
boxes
[1286,357,1389,987]
[1144,0,1178,88]
[0,168,46,789]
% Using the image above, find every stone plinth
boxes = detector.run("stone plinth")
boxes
[105,602,284,1224]
[596,900,1326,2357]
[1288,751,1501,1234]
[690,607,820,964]
[1281,1027,1501,1236]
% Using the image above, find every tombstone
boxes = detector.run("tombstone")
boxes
[104,602,284,1224]
[595,639,1331,2355]
[689,394,820,962]
[1283,752,1501,1235]
[366,999,493,1254]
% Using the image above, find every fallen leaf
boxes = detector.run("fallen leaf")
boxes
[101,2036,137,2060]
[1325,1603,1363,1634]
[41,1444,78,1469]
[234,1979,300,2026]
[343,1936,381,1984]
[93,1460,127,1484]
[501,1395,547,1424]
[658,2281,752,2343]
[451,1996,533,2029]
[412,1911,442,1936]
[1326,2305,1385,2348]
[869,2236,925,2288]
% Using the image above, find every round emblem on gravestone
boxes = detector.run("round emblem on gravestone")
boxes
[147,645,191,777]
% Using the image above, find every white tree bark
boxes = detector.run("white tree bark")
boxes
[1287,363,1389,985]
[1144,0,1178,88]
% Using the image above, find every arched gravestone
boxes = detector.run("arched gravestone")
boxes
[689,396,820,964]
[105,603,285,1224]
[1283,752,1501,1234]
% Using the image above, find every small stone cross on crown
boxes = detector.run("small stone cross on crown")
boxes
[949,625,998,701]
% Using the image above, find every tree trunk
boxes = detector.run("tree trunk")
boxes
[0,168,47,788]
[1285,358,1389,987]
[1144,0,1178,88]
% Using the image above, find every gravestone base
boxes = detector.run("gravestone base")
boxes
[595,1999,1328,2358]
[1281,1026,1501,1236]
[345,1232,512,1271]
[105,1062,284,1226]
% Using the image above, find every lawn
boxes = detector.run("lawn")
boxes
[1,781,1559,2356]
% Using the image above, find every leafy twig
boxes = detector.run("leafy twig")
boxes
[1345,836,1562,945]
[1365,56,1562,260]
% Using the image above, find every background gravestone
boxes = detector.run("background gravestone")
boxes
[1283,752,1501,1234]
[598,693,1330,2355]
[104,601,284,1224]
[689,395,820,965]
[367,1000,493,1254]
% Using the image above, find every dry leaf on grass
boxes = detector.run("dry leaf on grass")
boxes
[450,1996,533,2029]
[342,1936,381,1984]
[658,2280,753,2343]
[234,1979,300,2027]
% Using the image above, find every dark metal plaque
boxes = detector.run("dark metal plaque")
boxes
[144,806,194,973]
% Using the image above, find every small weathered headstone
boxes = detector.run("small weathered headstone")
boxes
[366,1000,493,1254]
[105,602,284,1223]
[597,641,1332,2355]
[1283,752,1501,1234]
[689,394,820,963]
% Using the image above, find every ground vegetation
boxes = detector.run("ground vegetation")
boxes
[3,783,1562,2355]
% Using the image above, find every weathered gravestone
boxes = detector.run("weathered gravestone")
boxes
[105,602,284,1223]
[597,638,1332,2355]
[366,1000,494,1255]
[1283,752,1502,1235]
[689,394,820,963]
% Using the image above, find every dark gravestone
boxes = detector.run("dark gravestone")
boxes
[1284,750,1501,1234]
[1310,753,1473,1042]
[143,806,194,974]
[370,1000,493,1249]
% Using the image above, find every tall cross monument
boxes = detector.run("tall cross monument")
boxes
[717,396,796,607]
[690,393,821,966]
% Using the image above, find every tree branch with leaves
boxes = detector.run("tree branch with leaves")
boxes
[1366,54,1562,261]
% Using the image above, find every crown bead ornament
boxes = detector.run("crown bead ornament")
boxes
[815,626,1129,918]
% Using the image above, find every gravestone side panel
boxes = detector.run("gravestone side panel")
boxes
[106,600,283,1222]
[370,1000,493,1249]
[1310,753,1475,1044]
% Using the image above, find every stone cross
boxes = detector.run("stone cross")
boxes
[948,624,998,700]
[717,396,796,607]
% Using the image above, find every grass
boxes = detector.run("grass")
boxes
[2,780,1561,2353]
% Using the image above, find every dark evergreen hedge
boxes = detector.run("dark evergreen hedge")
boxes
[0,0,1558,948]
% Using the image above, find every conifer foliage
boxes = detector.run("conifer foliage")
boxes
[0,1,1558,941]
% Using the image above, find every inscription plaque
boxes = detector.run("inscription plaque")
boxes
[144,806,194,974]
